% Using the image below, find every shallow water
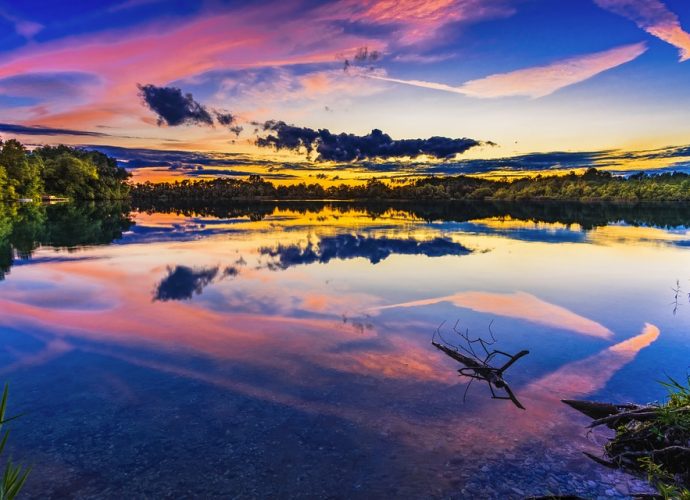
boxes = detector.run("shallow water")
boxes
[1,202,689,499]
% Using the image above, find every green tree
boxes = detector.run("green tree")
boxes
[0,140,42,198]
[42,155,99,199]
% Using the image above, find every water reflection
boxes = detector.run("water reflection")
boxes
[154,265,220,301]
[377,291,613,338]
[0,201,688,498]
[0,203,132,281]
[260,234,472,269]
[133,199,690,229]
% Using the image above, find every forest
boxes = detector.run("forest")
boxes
[131,168,690,203]
[0,140,130,201]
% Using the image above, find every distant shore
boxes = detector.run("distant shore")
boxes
[130,168,690,204]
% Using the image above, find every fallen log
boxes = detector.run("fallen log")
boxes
[563,398,690,493]
[562,399,641,420]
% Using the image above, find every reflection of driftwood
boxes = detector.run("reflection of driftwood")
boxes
[565,399,690,488]
[432,321,529,409]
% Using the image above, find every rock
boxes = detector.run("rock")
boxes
[615,483,630,496]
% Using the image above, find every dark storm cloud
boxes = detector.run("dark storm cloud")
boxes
[255,120,485,162]
[138,84,214,126]
[260,234,471,269]
[153,265,219,301]
[0,122,109,137]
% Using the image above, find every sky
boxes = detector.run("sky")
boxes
[0,0,690,180]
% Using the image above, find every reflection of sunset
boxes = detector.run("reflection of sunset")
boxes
[470,216,581,233]
[1,205,686,498]
[587,225,690,246]
[377,291,613,338]
[3,0,690,494]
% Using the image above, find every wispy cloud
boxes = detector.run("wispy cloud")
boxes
[0,4,383,130]
[317,0,515,45]
[0,8,43,39]
[594,0,690,61]
[370,42,648,98]
[0,122,109,137]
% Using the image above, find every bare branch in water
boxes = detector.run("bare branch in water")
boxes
[432,322,529,409]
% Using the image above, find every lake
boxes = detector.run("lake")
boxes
[2,201,689,498]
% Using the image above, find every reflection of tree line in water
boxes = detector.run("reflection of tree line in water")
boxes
[133,199,690,230]
[0,203,133,281]
[4,199,690,281]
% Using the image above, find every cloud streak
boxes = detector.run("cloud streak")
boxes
[0,122,110,137]
[595,0,690,61]
[371,42,648,98]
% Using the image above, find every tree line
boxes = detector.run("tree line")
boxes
[2,136,690,203]
[0,139,131,201]
[132,169,690,203]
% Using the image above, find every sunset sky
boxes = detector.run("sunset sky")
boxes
[0,0,690,180]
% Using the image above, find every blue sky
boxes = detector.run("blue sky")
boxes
[0,0,689,178]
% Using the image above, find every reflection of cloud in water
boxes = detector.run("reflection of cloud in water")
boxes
[454,324,662,451]
[0,251,661,476]
[376,291,613,339]
[0,338,73,377]
[586,224,690,247]
[260,234,471,269]
[528,323,660,400]
[446,220,586,244]
[154,265,219,301]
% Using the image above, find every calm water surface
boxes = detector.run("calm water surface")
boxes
[1,202,689,499]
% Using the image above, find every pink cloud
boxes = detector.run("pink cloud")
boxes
[595,0,690,61]
[0,4,382,130]
[371,42,647,98]
[320,0,514,45]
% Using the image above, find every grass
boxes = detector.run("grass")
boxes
[605,375,690,499]
[0,384,30,500]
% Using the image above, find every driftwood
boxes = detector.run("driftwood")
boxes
[432,321,529,409]
[564,399,690,489]
[562,400,640,420]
